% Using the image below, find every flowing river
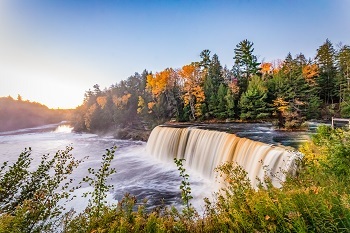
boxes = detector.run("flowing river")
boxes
[0,123,213,213]
[0,122,316,213]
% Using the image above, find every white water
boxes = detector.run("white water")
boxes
[0,124,213,213]
[0,123,299,215]
[147,126,297,188]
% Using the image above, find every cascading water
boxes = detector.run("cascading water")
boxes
[146,126,297,187]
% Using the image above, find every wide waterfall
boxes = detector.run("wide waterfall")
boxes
[146,126,297,187]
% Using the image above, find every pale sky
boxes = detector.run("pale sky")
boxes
[0,0,349,109]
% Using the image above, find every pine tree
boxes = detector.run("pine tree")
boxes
[233,39,261,95]
[315,39,337,104]
[239,75,270,120]
[203,54,225,118]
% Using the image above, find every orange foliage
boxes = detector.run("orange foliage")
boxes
[302,64,319,85]
[147,101,155,111]
[112,94,131,108]
[260,62,272,75]
[96,96,107,109]
[179,64,205,118]
[273,97,289,113]
[271,59,283,74]
[228,81,240,97]
[146,68,174,97]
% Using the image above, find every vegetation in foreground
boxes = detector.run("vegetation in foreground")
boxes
[0,125,350,232]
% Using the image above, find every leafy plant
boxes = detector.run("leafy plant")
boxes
[0,146,83,233]
[82,146,117,217]
[174,158,194,218]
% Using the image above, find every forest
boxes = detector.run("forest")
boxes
[0,96,70,132]
[1,39,350,232]
[72,39,350,135]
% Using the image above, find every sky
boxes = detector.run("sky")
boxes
[0,0,349,109]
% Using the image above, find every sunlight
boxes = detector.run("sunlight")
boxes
[54,124,73,133]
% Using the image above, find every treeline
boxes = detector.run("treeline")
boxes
[0,96,70,132]
[73,39,350,132]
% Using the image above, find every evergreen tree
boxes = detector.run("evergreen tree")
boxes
[233,39,261,95]
[239,75,270,120]
[224,88,236,118]
[203,54,225,118]
[200,49,211,69]
[316,39,337,104]
[214,83,228,119]
[337,45,350,116]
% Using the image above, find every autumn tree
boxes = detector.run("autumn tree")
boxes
[260,62,272,78]
[179,64,205,120]
[145,68,181,121]
[302,63,321,119]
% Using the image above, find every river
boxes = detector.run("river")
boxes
[0,122,318,214]
[0,123,213,213]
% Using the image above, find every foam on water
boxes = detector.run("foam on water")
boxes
[0,124,213,213]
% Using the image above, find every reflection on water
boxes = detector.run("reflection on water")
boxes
[168,122,320,149]
[54,124,73,133]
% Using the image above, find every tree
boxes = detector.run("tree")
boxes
[233,39,261,95]
[260,62,272,78]
[239,75,270,120]
[199,49,211,69]
[315,39,337,104]
[203,54,225,118]
[145,68,181,121]
[17,94,22,101]
[337,45,350,117]
[224,87,236,118]
[214,83,229,119]
[179,64,205,120]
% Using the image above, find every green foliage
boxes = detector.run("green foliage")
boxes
[71,40,350,132]
[306,125,350,178]
[173,158,194,218]
[3,126,350,232]
[316,39,338,104]
[234,39,261,79]
[240,75,271,120]
[0,146,82,233]
[82,146,117,218]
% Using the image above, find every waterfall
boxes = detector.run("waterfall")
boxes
[146,126,296,187]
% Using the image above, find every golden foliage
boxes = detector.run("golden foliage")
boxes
[137,96,145,114]
[302,64,319,85]
[146,68,174,97]
[179,64,205,118]
[112,94,131,108]
[228,81,240,97]
[96,96,107,109]
[147,101,155,111]
[273,97,289,113]
[260,62,272,75]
